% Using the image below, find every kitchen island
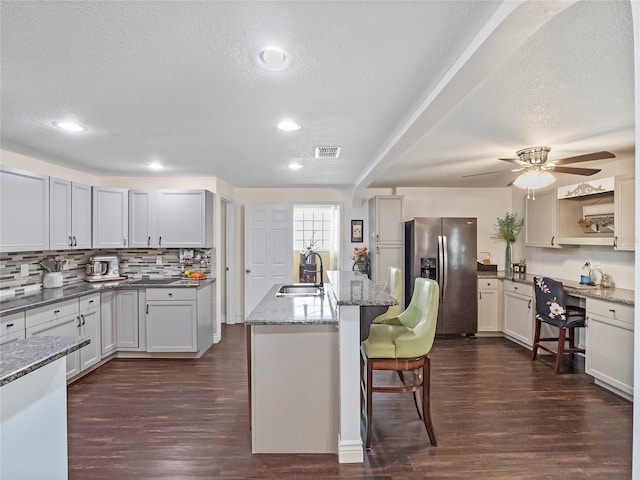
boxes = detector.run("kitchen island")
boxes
[1,335,89,480]
[244,271,397,463]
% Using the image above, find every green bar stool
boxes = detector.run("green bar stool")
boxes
[371,266,403,324]
[361,277,439,450]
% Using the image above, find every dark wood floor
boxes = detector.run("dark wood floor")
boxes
[67,324,632,479]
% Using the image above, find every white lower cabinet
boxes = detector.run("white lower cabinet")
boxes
[502,280,534,348]
[146,288,197,352]
[586,298,634,399]
[116,290,141,350]
[26,294,101,380]
[0,312,26,345]
[477,279,501,333]
[100,291,118,357]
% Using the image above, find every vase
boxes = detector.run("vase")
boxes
[353,261,369,275]
[504,242,512,275]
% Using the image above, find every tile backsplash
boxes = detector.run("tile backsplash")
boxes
[0,248,214,297]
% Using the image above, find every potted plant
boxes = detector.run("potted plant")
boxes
[494,212,524,274]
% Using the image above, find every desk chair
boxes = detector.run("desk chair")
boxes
[532,276,586,374]
[361,277,439,449]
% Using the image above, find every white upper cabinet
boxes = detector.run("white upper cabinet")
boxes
[614,176,635,251]
[50,178,92,250]
[129,190,158,248]
[129,189,213,248]
[525,189,559,248]
[92,187,129,248]
[0,166,49,252]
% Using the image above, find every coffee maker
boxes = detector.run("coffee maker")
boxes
[85,255,125,282]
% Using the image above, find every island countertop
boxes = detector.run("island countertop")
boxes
[326,271,398,306]
[0,335,89,386]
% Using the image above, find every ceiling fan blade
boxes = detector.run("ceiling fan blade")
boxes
[498,157,521,164]
[462,170,511,178]
[553,151,615,165]
[552,166,601,176]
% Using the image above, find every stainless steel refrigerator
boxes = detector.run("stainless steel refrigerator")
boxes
[405,218,477,335]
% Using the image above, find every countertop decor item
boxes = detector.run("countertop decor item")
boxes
[352,247,370,274]
[494,212,524,275]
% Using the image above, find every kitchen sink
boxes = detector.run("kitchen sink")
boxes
[276,284,324,297]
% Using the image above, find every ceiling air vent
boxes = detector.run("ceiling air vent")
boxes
[315,146,341,159]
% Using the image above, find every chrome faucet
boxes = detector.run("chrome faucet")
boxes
[304,252,324,295]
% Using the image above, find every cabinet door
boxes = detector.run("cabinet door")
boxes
[146,301,197,352]
[27,313,80,379]
[100,291,117,357]
[79,307,101,371]
[116,290,139,349]
[93,187,128,248]
[586,313,633,396]
[614,176,635,251]
[157,190,212,247]
[129,189,158,248]
[478,283,500,332]
[374,196,404,244]
[503,291,533,347]
[373,244,404,288]
[0,166,49,252]
[525,190,560,248]
[50,177,72,250]
[72,182,92,249]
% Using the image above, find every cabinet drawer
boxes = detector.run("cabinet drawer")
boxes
[587,298,634,326]
[1,312,26,336]
[146,288,196,301]
[26,299,78,329]
[0,329,25,345]
[478,279,498,290]
[79,293,100,312]
[503,280,532,296]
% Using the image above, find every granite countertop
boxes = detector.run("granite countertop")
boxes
[0,277,216,317]
[245,284,338,325]
[0,336,89,386]
[478,271,634,306]
[326,271,398,306]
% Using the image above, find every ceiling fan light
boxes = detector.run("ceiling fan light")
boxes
[513,169,556,189]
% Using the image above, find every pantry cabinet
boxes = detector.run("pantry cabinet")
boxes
[93,187,129,248]
[129,189,214,248]
[477,279,501,333]
[369,195,404,286]
[585,298,634,399]
[0,166,49,252]
[50,177,92,249]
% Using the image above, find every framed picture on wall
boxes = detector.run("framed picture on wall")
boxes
[351,219,364,243]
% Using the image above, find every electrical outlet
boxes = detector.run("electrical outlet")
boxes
[21,264,29,277]
[156,256,163,265]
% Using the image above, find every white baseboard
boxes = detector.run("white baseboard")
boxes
[220,314,227,324]
[337,437,364,463]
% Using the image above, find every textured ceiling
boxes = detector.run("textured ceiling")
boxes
[0,1,634,189]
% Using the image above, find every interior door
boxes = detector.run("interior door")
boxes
[244,204,293,317]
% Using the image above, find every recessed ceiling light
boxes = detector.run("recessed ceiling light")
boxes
[52,120,86,132]
[288,162,303,170]
[257,47,288,71]
[147,162,165,171]
[278,120,301,131]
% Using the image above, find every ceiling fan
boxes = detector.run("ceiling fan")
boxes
[464,146,616,183]
[463,146,616,199]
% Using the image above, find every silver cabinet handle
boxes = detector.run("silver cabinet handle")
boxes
[123,237,127,246]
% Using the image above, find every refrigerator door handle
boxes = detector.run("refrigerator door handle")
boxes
[442,235,448,298]
[437,235,444,291]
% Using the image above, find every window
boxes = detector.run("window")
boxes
[294,206,334,251]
